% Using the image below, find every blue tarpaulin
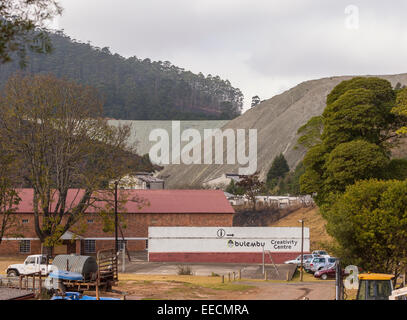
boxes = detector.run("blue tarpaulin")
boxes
[49,270,84,281]
[51,292,120,300]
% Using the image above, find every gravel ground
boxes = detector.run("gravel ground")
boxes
[123,261,297,280]
[234,281,336,300]
[0,287,34,300]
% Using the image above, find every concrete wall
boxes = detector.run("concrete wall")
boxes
[149,226,310,264]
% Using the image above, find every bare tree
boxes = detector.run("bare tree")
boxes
[237,172,264,211]
[0,73,139,250]
[0,149,22,244]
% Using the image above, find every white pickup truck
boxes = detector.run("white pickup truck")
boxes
[6,254,53,277]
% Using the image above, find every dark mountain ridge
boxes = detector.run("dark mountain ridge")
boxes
[0,31,243,120]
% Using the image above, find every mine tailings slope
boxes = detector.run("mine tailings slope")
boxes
[160,73,407,188]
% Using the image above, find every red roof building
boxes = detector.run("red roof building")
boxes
[12,189,235,214]
[0,189,235,256]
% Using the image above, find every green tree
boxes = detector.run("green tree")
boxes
[0,31,243,120]
[326,76,395,106]
[392,87,407,134]
[322,88,396,149]
[296,116,323,149]
[251,95,261,108]
[225,179,245,195]
[323,140,389,194]
[267,154,289,188]
[394,82,402,91]
[322,179,407,281]
[300,143,328,197]
[300,77,407,205]
[277,162,305,195]
[297,78,407,276]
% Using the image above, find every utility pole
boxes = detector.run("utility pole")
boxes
[262,245,265,275]
[114,180,118,255]
[299,219,304,282]
[335,259,342,300]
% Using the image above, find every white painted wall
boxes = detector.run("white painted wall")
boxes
[149,227,310,253]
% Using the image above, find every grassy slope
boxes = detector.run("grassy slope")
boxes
[268,206,334,250]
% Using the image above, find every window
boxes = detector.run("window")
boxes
[19,240,31,253]
[22,219,28,224]
[25,256,35,264]
[84,240,96,253]
[357,280,366,300]
[367,280,376,298]
[87,219,94,224]
[376,280,392,299]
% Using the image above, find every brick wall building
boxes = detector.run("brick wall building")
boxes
[0,189,235,256]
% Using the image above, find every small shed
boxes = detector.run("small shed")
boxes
[52,254,98,281]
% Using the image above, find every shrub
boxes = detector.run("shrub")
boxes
[176,265,193,275]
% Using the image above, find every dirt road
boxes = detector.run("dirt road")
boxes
[232,281,336,300]
[113,278,335,300]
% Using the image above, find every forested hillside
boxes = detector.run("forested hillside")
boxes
[0,31,243,120]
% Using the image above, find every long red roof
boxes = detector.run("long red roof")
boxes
[13,189,235,214]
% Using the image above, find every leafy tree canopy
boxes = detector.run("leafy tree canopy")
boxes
[322,179,407,278]
[296,116,323,149]
[326,76,395,106]
[272,161,305,196]
[392,87,407,134]
[322,88,395,149]
[0,32,243,120]
[324,140,389,194]
[299,77,407,204]
[298,78,407,275]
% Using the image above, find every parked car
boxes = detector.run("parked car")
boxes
[309,256,337,273]
[304,257,314,272]
[6,254,53,277]
[312,250,330,257]
[314,265,348,280]
[303,254,323,272]
[284,254,316,265]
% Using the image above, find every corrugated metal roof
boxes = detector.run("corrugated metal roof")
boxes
[52,255,98,279]
[136,175,164,183]
[12,189,235,214]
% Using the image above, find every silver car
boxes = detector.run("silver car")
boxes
[312,250,330,257]
[284,254,316,265]
[309,256,337,273]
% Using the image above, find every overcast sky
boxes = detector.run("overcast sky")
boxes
[49,0,407,111]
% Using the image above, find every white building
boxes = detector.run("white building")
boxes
[110,173,165,190]
[203,173,242,189]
